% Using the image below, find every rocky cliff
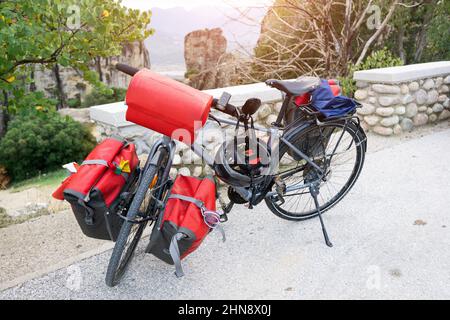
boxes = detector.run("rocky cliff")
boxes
[34,41,150,105]
[184,28,244,89]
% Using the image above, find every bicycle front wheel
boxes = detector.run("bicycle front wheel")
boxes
[105,161,160,287]
[266,120,366,221]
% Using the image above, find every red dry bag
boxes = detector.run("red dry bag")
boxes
[125,69,213,145]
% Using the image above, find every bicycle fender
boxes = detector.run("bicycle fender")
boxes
[282,119,316,142]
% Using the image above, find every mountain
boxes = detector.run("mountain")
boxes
[145,6,267,71]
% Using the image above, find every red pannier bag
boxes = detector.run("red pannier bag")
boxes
[146,175,225,277]
[125,69,213,145]
[294,79,341,106]
[52,138,139,241]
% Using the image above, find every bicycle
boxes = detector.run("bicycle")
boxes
[105,64,367,287]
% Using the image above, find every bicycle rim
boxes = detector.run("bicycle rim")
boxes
[105,159,163,286]
[266,121,365,220]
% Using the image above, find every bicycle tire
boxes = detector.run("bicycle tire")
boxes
[105,163,159,287]
[266,121,366,221]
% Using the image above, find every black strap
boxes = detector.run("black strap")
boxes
[208,114,222,126]
[78,199,95,226]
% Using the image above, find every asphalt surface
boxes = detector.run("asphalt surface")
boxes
[1,129,450,299]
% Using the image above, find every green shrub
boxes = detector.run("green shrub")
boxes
[339,48,404,97]
[67,97,82,108]
[81,87,127,108]
[7,91,58,115]
[0,109,96,181]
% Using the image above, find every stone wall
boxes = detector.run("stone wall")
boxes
[91,82,284,176]
[354,62,450,136]
[93,102,283,177]
[90,62,450,175]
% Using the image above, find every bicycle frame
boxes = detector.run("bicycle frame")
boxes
[143,93,366,208]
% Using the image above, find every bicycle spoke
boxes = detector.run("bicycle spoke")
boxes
[267,121,364,219]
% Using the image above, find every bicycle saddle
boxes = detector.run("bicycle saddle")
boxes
[265,76,321,96]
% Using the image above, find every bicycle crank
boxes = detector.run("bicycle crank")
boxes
[274,177,286,205]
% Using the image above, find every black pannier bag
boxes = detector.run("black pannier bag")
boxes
[52,138,139,241]
[146,175,225,277]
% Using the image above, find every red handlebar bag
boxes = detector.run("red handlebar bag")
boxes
[52,138,139,241]
[146,175,224,277]
[125,69,213,145]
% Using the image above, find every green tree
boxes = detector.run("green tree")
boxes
[425,0,450,61]
[81,87,127,108]
[0,0,153,135]
[386,0,449,64]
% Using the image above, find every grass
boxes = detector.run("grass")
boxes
[0,207,51,229]
[0,207,14,228]
[0,169,66,228]
[10,169,68,193]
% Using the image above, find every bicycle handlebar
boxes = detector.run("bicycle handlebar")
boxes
[212,99,239,118]
[116,63,140,76]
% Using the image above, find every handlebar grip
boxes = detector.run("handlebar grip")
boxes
[116,63,140,76]
[224,103,238,117]
[212,99,238,117]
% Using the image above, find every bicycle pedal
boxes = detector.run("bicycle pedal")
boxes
[273,193,285,205]
[274,178,286,193]
[274,178,286,205]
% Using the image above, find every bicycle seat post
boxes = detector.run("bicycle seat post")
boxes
[272,94,292,128]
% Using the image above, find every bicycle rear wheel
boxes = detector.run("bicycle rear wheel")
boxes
[266,120,366,221]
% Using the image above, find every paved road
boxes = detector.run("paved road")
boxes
[1,129,450,299]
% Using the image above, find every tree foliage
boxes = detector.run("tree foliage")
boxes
[385,0,450,63]
[250,0,400,81]
[248,0,449,82]
[81,87,127,108]
[0,0,152,120]
[0,0,152,86]
[0,0,152,136]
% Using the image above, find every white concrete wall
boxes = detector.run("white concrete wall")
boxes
[90,61,450,142]
[354,61,450,83]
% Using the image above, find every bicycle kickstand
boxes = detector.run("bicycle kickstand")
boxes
[218,194,234,223]
[309,184,333,248]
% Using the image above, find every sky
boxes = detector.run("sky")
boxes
[121,0,273,10]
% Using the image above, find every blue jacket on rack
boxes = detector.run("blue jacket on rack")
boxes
[310,80,358,118]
